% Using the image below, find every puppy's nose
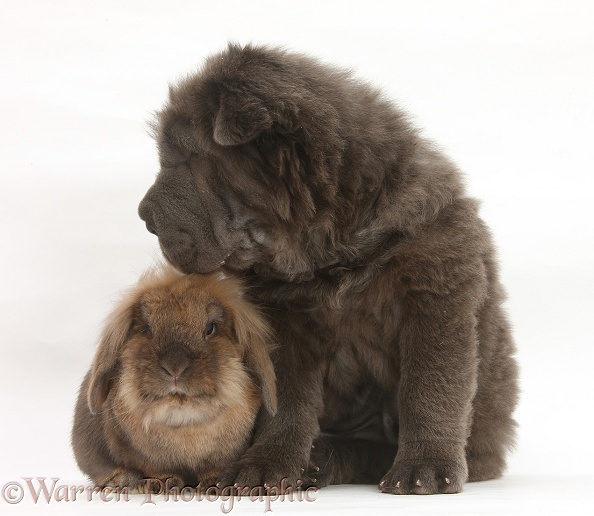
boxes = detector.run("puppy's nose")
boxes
[138,194,158,236]
[145,221,158,236]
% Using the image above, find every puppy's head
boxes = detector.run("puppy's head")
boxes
[87,265,277,427]
[138,44,348,281]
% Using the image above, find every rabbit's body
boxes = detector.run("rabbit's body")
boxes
[72,266,276,490]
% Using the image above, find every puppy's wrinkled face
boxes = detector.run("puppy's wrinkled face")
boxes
[138,70,320,281]
[138,145,277,276]
[116,278,253,428]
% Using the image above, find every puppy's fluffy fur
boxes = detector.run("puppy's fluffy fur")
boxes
[138,44,519,494]
[71,265,276,490]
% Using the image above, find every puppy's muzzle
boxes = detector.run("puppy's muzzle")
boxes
[138,196,158,236]
[145,221,158,236]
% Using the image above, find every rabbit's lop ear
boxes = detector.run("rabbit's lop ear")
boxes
[245,338,278,415]
[87,298,136,414]
[233,301,278,415]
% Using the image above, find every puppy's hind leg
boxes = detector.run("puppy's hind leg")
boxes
[466,288,519,482]
[304,436,397,487]
[465,351,518,481]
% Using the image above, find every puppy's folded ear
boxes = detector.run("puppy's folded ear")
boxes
[87,297,136,414]
[213,89,273,146]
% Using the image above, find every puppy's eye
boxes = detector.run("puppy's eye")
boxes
[205,321,217,338]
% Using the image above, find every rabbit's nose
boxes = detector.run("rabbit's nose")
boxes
[159,349,190,379]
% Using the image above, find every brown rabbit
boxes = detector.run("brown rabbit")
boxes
[71,265,277,491]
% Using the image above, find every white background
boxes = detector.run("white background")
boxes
[1,1,593,514]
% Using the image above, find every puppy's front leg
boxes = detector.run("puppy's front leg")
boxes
[380,289,478,495]
[231,331,324,489]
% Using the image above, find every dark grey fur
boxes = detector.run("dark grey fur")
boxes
[138,43,518,494]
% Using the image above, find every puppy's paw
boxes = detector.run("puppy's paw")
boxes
[300,442,334,488]
[229,444,308,489]
[379,456,467,495]
[303,436,399,487]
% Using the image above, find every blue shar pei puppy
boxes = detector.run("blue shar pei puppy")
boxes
[138,44,518,495]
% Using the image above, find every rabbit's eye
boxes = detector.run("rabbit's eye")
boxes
[134,302,152,338]
[205,321,217,338]
[139,323,152,339]
[133,317,152,338]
